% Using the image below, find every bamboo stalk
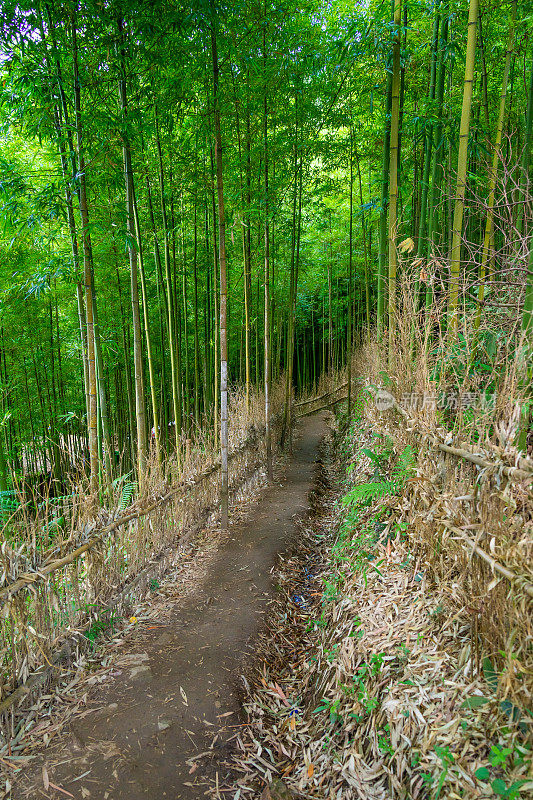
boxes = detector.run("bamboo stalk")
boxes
[388,0,402,357]
[211,11,229,531]
[448,0,479,328]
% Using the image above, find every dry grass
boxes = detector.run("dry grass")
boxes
[359,262,530,451]
[350,275,533,708]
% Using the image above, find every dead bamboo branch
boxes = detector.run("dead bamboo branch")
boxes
[439,520,533,600]
[294,381,350,408]
[297,395,348,416]
[364,383,533,481]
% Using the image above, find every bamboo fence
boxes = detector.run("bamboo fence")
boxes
[0,410,283,723]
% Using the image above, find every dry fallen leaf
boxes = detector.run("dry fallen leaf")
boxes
[48,782,75,798]
[42,765,49,791]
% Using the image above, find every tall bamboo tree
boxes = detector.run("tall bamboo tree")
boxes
[448,0,479,329]
[211,7,229,530]
[72,13,98,495]
[388,0,402,357]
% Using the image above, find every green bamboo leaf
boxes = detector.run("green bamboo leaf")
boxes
[461,695,490,709]
[482,657,499,693]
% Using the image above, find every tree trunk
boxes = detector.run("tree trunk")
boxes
[76,283,90,424]
[118,19,147,483]
[354,141,371,334]
[155,106,182,460]
[377,65,393,337]
[425,3,449,308]
[448,0,479,328]
[134,187,162,466]
[516,63,533,237]
[72,14,98,497]
[92,290,113,491]
[211,12,229,531]
[388,0,402,358]
[473,1,516,334]
[347,120,354,416]
[282,86,299,446]
[417,5,440,259]
[263,16,272,481]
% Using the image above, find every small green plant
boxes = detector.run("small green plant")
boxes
[113,473,136,511]
[472,739,529,799]
[377,725,394,756]
[341,443,415,507]
[490,745,513,769]
[397,641,410,661]
[313,697,343,725]
[0,490,20,523]
[119,481,136,511]
[323,578,339,601]
[491,779,525,799]
[353,664,379,713]
[317,610,328,629]
[370,651,384,675]
[85,610,119,647]
[325,644,339,663]
[475,768,525,799]
[421,772,433,788]
[307,610,329,632]
[434,745,455,798]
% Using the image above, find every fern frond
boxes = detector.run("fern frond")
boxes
[343,480,398,504]
[393,445,415,481]
[119,481,136,511]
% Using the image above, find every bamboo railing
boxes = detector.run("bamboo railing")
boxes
[0,414,282,722]
[364,383,533,482]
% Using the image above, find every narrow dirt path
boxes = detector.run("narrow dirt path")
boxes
[22,413,328,800]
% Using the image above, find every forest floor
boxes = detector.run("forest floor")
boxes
[13,413,330,800]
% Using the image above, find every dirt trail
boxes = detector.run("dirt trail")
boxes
[22,413,328,800]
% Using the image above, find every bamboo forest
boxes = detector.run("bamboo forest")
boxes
[0,0,531,798]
